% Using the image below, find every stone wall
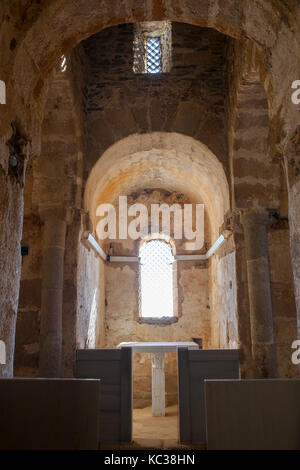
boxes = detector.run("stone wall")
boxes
[268,225,298,377]
[102,189,211,407]
[73,21,233,391]
[226,37,298,377]
[14,180,42,377]
[1,0,300,380]
[14,66,84,377]
[1,2,299,382]
[80,22,229,177]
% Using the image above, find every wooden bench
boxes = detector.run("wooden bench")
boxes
[0,378,100,449]
[205,379,300,449]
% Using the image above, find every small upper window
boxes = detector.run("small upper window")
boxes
[139,238,175,318]
[145,37,162,73]
[60,55,67,72]
[133,21,172,74]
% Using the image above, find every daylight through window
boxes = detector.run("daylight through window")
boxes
[145,37,162,73]
[139,239,174,318]
[60,55,67,72]
[133,21,172,74]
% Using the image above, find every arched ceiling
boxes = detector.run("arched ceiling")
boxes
[8,0,292,113]
[1,0,297,164]
[85,132,230,241]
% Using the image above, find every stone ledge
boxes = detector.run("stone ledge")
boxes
[137,316,178,325]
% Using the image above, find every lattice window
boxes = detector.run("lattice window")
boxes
[60,55,67,72]
[145,37,162,73]
[133,22,172,74]
[139,239,175,318]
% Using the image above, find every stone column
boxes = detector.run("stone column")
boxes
[152,352,165,417]
[39,216,66,377]
[0,177,23,377]
[240,212,277,378]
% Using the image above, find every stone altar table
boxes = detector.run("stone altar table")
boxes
[117,341,199,417]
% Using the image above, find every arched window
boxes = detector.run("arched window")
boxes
[139,239,175,318]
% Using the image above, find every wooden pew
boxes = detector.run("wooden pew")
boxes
[205,379,300,450]
[177,348,239,444]
[76,348,132,443]
[0,378,100,449]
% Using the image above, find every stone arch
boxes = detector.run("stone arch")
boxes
[1,0,295,153]
[83,132,239,398]
[83,133,238,357]
[78,22,231,178]
[85,132,230,241]
[0,0,300,379]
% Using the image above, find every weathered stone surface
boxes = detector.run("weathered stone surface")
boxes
[18,279,42,309]
[0,1,299,392]
[81,23,228,170]
[103,189,211,407]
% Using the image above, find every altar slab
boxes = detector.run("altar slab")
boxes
[118,341,199,417]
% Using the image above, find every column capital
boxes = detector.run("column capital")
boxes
[240,211,269,228]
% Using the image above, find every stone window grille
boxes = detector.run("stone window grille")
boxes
[145,37,162,73]
[60,55,67,72]
[133,21,172,74]
[139,238,175,318]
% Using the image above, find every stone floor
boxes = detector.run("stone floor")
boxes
[133,404,178,448]
[100,404,205,450]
